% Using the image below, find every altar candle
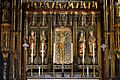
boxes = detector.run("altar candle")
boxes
[93,43,95,64]
[42,43,44,63]
[83,42,85,64]
[39,66,40,76]
[71,43,73,63]
[87,66,89,77]
[53,43,56,63]
[31,43,34,63]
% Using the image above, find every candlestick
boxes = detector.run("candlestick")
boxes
[39,66,41,77]
[93,43,96,77]
[42,43,44,63]
[93,43,95,64]
[53,43,56,63]
[71,43,74,77]
[31,43,34,63]
[82,41,85,77]
[71,43,73,63]
[41,42,44,77]
[87,66,89,77]
[82,42,85,64]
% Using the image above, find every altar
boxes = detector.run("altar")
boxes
[1,0,120,80]
[27,79,99,80]
[22,1,101,80]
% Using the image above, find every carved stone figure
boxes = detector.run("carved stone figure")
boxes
[2,1,10,23]
[39,31,47,58]
[29,31,36,64]
[30,31,36,53]
[88,31,96,55]
[78,32,86,56]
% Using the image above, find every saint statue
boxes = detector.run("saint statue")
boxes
[29,31,36,64]
[39,31,47,58]
[88,31,96,55]
[2,1,10,23]
[78,31,86,56]
[30,31,36,53]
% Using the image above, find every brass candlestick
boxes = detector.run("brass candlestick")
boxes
[52,43,56,77]
[52,65,55,77]
[31,64,33,77]
[61,42,64,77]
[38,65,41,79]
[93,64,96,77]
[42,62,44,77]
[70,43,74,77]
[82,61,85,77]
[70,62,74,77]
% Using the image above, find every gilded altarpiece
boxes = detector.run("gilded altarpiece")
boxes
[23,1,101,80]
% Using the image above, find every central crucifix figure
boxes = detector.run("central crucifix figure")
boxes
[59,31,65,77]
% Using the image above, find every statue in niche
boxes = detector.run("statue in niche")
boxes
[78,31,86,56]
[29,31,36,64]
[2,1,10,23]
[39,31,47,58]
[88,31,96,55]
